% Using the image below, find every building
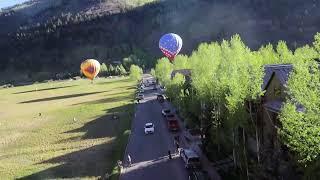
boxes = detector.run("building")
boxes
[245,64,303,179]
[171,69,192,81]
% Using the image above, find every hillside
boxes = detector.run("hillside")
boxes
[0,0,319,84]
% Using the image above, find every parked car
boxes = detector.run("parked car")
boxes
[136,94,144,100]
[161,109,171,117]
[157,94,165,103]
[152,85,157,90]
[144,123,155,134]
[166,113,179,131]
[188,170,209,180]
[180,148,201,169]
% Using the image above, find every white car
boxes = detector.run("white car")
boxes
[144,123,155,134]
[161,109,171,117]
[139,88,144,93]
[180,148,201,169]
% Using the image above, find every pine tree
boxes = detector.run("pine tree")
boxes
[108,64,115,76]
[100,63,109,77]
[119,64,127,75]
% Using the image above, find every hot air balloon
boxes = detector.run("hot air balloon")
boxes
[159,33,182,61]
[80,59,101,81]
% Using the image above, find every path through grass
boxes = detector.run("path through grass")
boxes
[0,77,136,179]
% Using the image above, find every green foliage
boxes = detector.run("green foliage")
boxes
[166,73,185,105]
[150,68,155,77]
[100,63,109,76]
[173,55,190,70]
[313,33,320,55]
[129,64,143,81]
[154,58,173,86]
[109,64,115,75]
[119,64,127,75]
[154,33,320,176]
[99,63,128,77]
[293,45,318,62]
[276,40,294,63]
[279,60,320,166]
[123,57,134,71]
[114,65,121,76]
[258,44,280,64]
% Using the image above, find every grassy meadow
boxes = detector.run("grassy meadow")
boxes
[0,77,136,179]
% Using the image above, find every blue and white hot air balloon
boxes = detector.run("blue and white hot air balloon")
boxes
[159,33,183,61]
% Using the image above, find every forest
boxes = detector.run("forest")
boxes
[0,0,320,84]
[154,33,320,179]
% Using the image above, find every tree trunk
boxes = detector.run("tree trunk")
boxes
[243,128,249,180]
[217,104,221,154]
[249,102,260,163]
[232,128,237,167]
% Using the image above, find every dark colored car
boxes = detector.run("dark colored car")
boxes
[161,109,171,117]
[157,94,165,103]
[166,113,179,131]
[188,170,209,180]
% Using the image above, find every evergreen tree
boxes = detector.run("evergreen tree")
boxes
[129,64,143,81]
[108,64,115,76]
[100,63,108,77]
[115,65,121,76]
[119,64,127,75]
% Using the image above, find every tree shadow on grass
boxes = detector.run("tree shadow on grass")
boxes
[18,141,115,180]
[97,78,133,85]
[71,92,133,106]
[13,85,78,94]
[19,104,133,180]
[19,91,111,104]
[64,105,132,139]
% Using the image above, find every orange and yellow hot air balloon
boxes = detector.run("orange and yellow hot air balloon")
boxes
[80,59,101,80]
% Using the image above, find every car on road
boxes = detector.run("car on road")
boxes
[152,85,157,90]
[138,88,144,93]
[161,109,171,117]
[144,123,155,134]
[157,94,165,103]
[188,170,209,180]
[180,148,201,169]
[136,94,144,100]
[166,113,179,131]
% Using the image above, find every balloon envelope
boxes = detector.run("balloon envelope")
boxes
[80,59,100,80]
[159,33,182,61]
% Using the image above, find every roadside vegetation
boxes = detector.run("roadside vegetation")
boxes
[0,77,136,179]
[129,64,143,81]
[154,33,320,179]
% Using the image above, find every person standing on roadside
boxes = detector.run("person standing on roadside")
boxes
[127,154,132,167]
[168,150,172,159]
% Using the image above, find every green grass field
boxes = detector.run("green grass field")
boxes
[0,77,136,179]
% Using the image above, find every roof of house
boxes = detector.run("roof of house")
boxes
[171,69,192,79]
[263,100,283,113]
[263,100,305,113]
[262,64,293,90]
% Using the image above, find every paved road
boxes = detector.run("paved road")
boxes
[120,75,188,180]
